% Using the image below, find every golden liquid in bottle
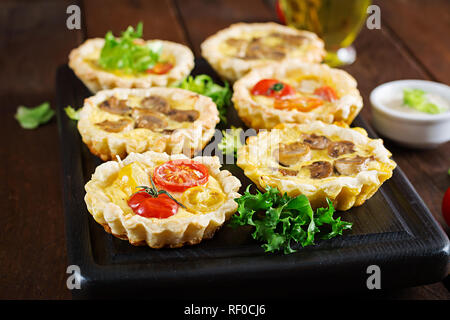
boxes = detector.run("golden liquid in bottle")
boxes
[280,0,371,65]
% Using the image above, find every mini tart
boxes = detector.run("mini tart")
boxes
[84,151,241,248]
[232,60,363,129]
[237,122,396,211]
[201,22,325,83]
[77,87,219,161]
[69,38,194,93]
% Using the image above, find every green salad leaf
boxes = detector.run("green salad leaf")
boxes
[98,22,162,74]
[15,102,54,129]
[230,186,352,254]
[403,88,445,114]
[176,74,231,123]
[64,105,80,121]
[218,126,243,158]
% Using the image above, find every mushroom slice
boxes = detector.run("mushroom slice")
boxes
[303,134,330,150]
[270,32,306,47]
[327,140,355,158]
[141,95,170,114]
[244,38,286,60]
[98,96,131,115]
[95,118,133,133]
[225,37,248,50]
[334,155,372,176]
[274,142,311,166]
[168,109,200,122]
[304,161,333,179]
[278,168,299,177]
[132,108,168,131]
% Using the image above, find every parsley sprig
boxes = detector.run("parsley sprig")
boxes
[98,22,162,74]
[176,74,231,123]
[230,186,352,254]
[15,102,54,129]
[218,126,243,158]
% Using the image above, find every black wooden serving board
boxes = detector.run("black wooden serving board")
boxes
[56,59,449,299]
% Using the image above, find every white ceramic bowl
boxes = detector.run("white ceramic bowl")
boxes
[370,80,450,148]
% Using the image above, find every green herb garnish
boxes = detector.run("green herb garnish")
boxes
[270,82,284,92]
[15,102,54,129]
[98,22,162,74]
[135,175,185,208]
[64,105,80,121]
[218,126,243,158]
[230,186,352,254]
[176,74,231,123]
[403,88,445,114]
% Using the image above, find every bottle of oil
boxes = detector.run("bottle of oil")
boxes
[279,0,371,66]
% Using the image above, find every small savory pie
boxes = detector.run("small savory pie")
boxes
[84,151,241,248]
[237,121,396,211]
[201,22,325,82]
[232,60,363,129]
[77,87,219,161]
[69,38,194,93]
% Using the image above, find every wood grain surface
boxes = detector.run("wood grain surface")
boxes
[0,0,448,299]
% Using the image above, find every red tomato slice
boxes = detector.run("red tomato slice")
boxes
[251,79,296,99]
[154,159,209,192]
[442,187,450,227]
[314,86,339,102]
[128,192,179,219]
[274,96,323,112]
[147,62,173,75]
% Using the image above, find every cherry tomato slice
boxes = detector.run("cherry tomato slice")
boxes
[147,62,173,75]
[251,79,296,99]
[274,96,323,112]
[154,159,209,192]
[314,86,339,102]
[128,192,179,219]
[442,187,450,227]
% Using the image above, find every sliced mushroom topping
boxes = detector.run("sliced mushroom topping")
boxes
[327,140,355,158]
[132,108,168,130]
[98,96,131,115]
[334,155,372,176]
[168,109,200,122]
[278,168,299,177]
[225,37,248,50]
[304,161,333,179]
[274,142,311,166]
[141,95,170,114]
[269,32,307,47]
[95,118,133,133]
[244,38,286,60]
[303,134,330,150]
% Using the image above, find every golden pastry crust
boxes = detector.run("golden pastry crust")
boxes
[232,60,363,129]
[201,22,325,83]
[85,152,241,248]
[77,87,219,161]
[237,121,396,211]
[69,38,194,93]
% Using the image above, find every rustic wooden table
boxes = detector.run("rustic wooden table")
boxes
[0,0,448,300]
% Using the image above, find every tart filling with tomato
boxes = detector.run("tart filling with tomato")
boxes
[84,151,241,248]
[201,22,325,82]
[77,87,219,161]
[69,25,194,93]
[237,121,396,211]
[232,60,363,129]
